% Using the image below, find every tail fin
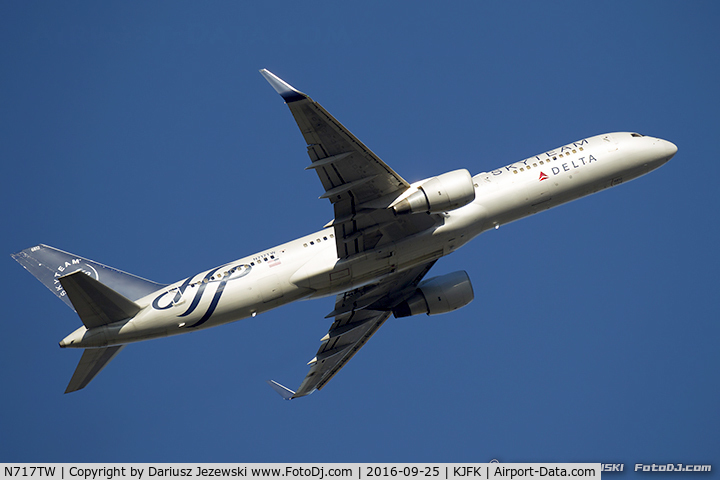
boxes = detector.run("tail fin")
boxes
[13,245,160,394]
[66,346,125,393]
[12,244,166,310]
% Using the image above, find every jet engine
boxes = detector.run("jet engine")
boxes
[393,169,475,214]
[392,271,474,317]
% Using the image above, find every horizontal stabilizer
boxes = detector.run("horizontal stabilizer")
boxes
[60,271,142,329]
[66,346,125,393]
[266,380,297,400]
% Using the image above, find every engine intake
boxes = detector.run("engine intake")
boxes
[393,271,474,318]
[393,169,475,215]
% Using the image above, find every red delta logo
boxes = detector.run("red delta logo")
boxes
[539,172,549,181]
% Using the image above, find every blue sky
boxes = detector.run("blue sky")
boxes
[1,1,718,473]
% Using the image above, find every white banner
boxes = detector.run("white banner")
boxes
[0,464,601,480]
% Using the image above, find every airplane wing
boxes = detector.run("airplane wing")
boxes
[269,261,436,399]
[260,70,439,258]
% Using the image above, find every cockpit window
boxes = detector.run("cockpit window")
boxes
[631,133,643,137]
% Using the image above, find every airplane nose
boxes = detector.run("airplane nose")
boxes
[650,137,677,166]
[660,138,678,162]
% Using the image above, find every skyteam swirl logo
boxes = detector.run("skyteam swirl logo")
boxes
[53,258,99,298]
[152,264,252,328]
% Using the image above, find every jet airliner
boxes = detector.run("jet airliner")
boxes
[12,70,677,398]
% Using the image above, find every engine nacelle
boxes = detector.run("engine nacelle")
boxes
[393,169,475,215]
[392,271,474,318]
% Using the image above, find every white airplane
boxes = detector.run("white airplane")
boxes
[12,70,677,398]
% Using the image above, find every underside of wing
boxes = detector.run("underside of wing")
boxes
[292,309,391,398]
[270,261,436,399]
[260,70,439,258]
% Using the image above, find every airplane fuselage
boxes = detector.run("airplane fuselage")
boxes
[59,132,675,349]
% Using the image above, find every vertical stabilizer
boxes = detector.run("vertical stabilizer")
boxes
[12,244,166,310]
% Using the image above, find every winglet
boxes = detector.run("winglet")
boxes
[266,380,296,400]
[259,69,307,103]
